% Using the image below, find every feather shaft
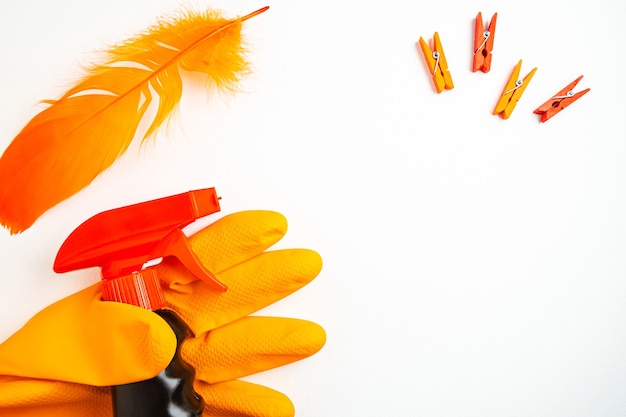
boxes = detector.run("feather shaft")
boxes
[0,6,268,234]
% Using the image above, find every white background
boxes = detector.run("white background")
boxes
[1,0,625,416]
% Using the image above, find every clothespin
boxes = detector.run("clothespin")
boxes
[473,12,497,73]
[418,32,454,93]
[493,60,537,119]
[533,75,590,122]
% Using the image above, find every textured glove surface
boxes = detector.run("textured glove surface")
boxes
[0,210,325,417]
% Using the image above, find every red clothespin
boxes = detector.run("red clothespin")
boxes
[493,60,537,119]
[418,32,454,93]
[533,75,590,122]
[473,12,497,73]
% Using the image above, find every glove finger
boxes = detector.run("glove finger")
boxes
[0,376,111,417]
[197,380,295,417]
[157,210,288,288]
[164,249,322,335]
[0,285,175,386]
[183,316,326,384]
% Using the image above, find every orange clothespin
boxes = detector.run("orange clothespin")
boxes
[418,32,454,93]
[493,60,537,119]
[473,12,497,73]
[533,75,590,122]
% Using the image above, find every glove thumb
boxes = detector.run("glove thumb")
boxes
[0,284,175,386]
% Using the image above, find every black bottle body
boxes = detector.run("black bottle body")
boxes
[111,309,204,417]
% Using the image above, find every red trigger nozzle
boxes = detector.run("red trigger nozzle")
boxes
[54,187,226,308]
[153,228,226,291]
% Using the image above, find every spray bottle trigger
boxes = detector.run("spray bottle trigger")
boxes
[153,228,227,291]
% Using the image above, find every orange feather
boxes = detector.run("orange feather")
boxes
[0,6,268,234]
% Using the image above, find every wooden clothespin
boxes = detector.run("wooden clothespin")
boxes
[534,75,590,122]
[493,60,537,119]
[473,12,497,73]
[418,32,454,93]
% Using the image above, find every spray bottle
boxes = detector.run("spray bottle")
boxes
[54,187,225,417]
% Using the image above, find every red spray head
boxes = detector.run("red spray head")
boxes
[54,188,226,310]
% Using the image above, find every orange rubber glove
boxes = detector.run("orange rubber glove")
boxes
[0,210,325,417]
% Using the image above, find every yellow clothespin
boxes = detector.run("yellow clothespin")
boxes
[493,59,537,119]
[418,32,454,93]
